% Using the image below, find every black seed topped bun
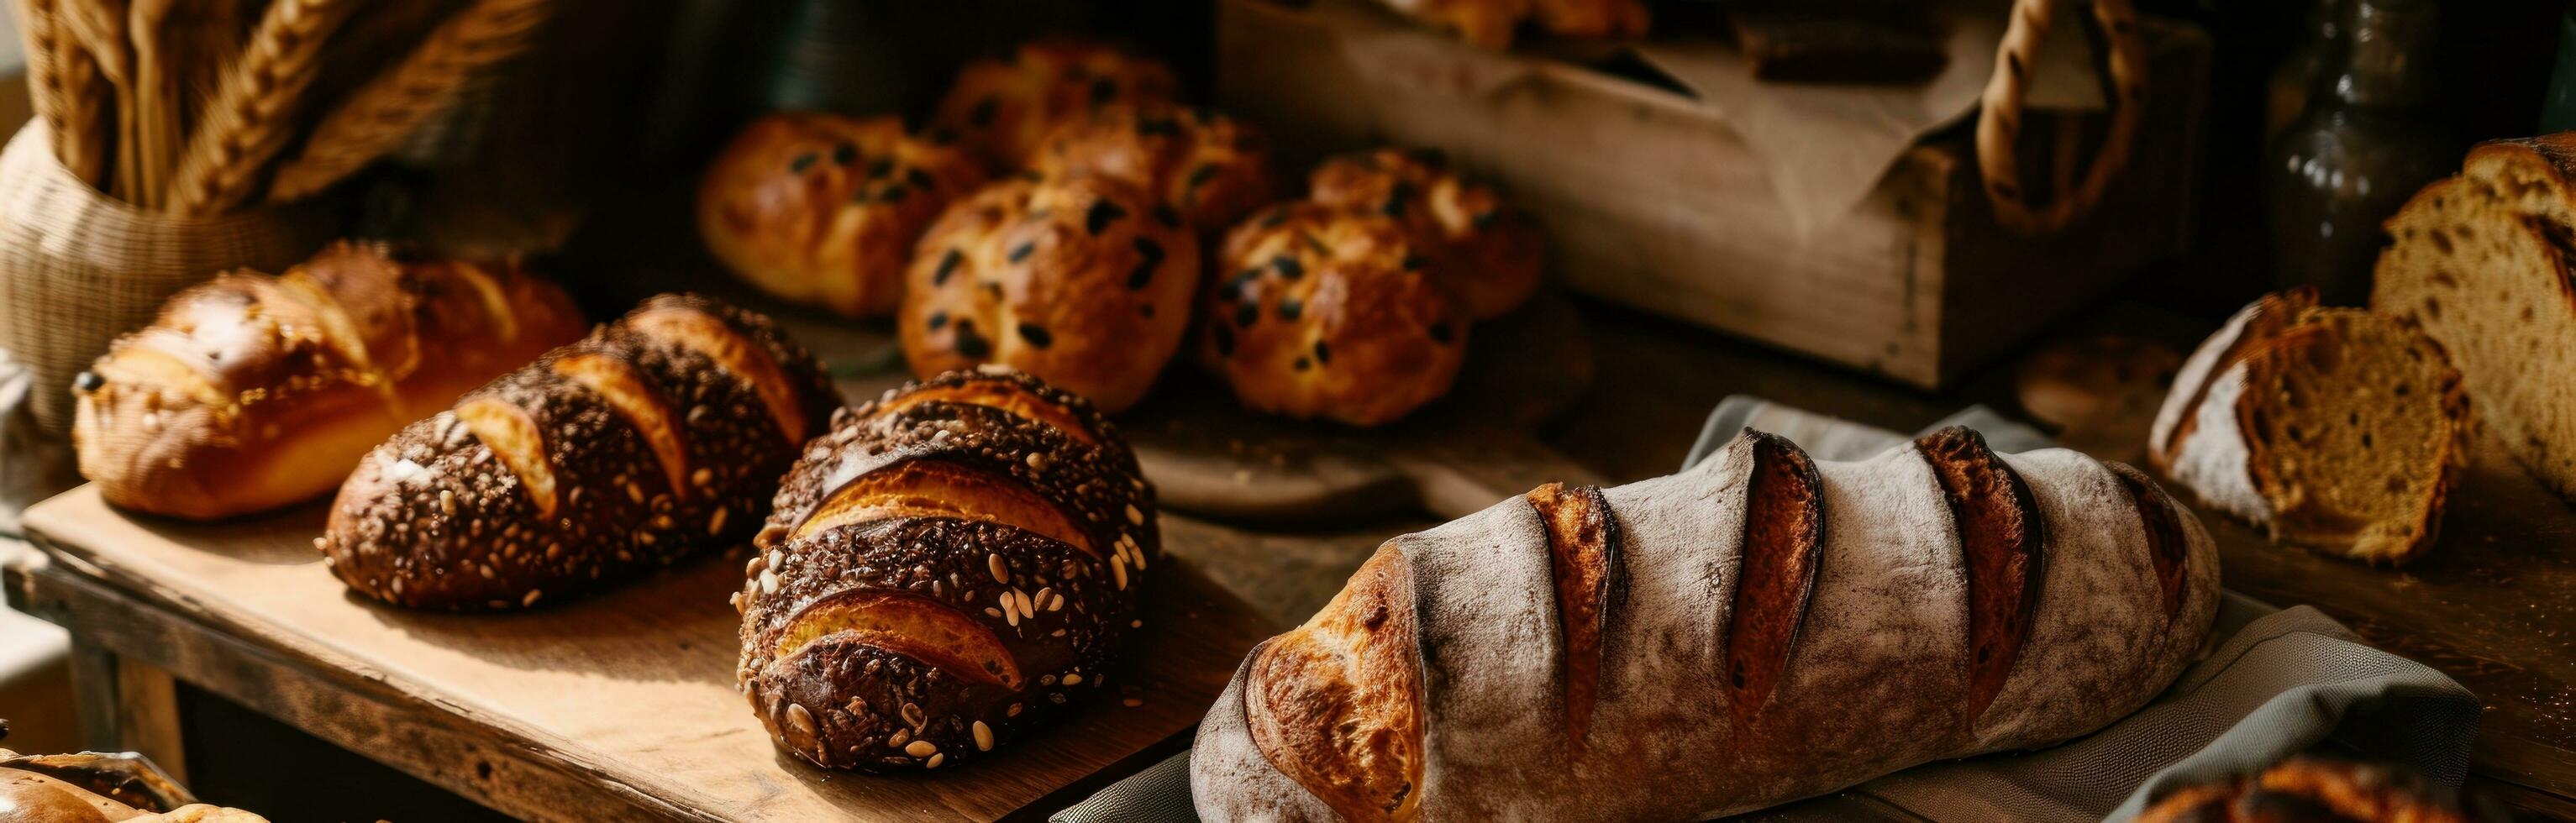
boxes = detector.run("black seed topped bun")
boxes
[737,367,1158,773]
[1030,103,1275,234]
[321,294,843,611]
[931,39,1180,171]
[900,176,1199,413]
[698,113,988,317]
[1203,202,1469,427]
[1309,147,1544,320]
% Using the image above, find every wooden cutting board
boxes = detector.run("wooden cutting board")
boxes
[17,486,1275,822]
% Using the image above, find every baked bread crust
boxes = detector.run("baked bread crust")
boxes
[71,242,584,521]
[737,368,1156,773]
[1192,427,2219,821]
[321,294,841,611]
[1202,203,1469,427]
[1030,104,1275,233]
[899,176,1198,412]
[1309,148,1543,320]
[697,113,987,317]
[2134,757,2483,823]
[1375,0,1648,49]
[930,39,1179,171]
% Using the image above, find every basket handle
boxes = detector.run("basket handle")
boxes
[1975,0,2148,236]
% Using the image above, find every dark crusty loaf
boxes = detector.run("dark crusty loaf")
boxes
[2373,134,2576,502]
[1192,427,2217,821]
[322,294,842,611]
[1202,202,1469,427]
[72,241,585,521]
[736,367,1156,773]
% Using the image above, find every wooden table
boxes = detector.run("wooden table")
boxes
[13,296,2576,820]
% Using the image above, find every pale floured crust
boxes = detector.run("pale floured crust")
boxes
[1192,429,2221,821]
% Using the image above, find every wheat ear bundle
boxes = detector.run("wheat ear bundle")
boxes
[56,0,139,200]
[125,0,178,208]
[165,0,361,215]
[12,0,112,185]
[265,0,555,204]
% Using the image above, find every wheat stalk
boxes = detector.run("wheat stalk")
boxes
[126,0,177,209]
[165,0,360,215]
[265,0,554,205]
[57,0,139,201]
[11,0,109,186]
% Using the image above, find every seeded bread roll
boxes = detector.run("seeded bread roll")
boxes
[71,241,585,521]
[899,176,1199,412]
[1309,148,1543,320]
[1375,0,1648,49]
[735,367,1157,773]
[2135,757,2486,823]
[1193,427,2218,820]
[322,294,843,611]
[2150,289,2473,564]
[1203,202,1469,427]
[930,39,1180,171]
[1029,104,1275,233]
[2373,135,2576,502]
[698,113,988,317]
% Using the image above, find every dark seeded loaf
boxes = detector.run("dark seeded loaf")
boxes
[321,294,842,611]
[1191,427,2219,821]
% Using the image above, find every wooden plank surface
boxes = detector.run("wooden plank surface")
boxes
[16,487,1273,822]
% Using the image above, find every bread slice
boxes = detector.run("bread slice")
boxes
[2374,135,2576,501]
[2151,291,2473,564]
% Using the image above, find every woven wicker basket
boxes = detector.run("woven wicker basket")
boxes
[0,125,344,435]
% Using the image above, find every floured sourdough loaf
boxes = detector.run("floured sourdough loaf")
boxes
[1192,427,2217,821]
[2374,134,2576,501]
[2150,289,2473,564]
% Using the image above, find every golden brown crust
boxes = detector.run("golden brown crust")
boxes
[2135,757,2481,823]
[697,113,987,317]
[322,294,840,611]
[2154,286,2319,474]
[1376,0,1647,48]
[1524,481,1622,743]
[1203,202,1469,427]
[899,176,1198,412]
[1248,546,1423,822]
[1309,148,1544,320]
[1724,429,1824,727]
[1030,104,1275,233]
[931,39,1180,170]
[72,242,583,521]
[1914,427,2044,723]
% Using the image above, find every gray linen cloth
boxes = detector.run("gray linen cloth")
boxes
[1056,396,2482,822]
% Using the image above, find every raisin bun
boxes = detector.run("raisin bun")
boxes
[2135,757,2489,823]
[900,176,1199,412]
[1202,202,1469,427]
[698,113,988,317]
[1309,147,1543,320]
[1030,104,1275,233]
[931,39,1179,170]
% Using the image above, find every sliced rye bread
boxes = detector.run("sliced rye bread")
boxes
[2374,134,2576,501]
[2151,291,2474,564]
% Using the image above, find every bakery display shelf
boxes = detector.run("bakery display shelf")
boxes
[4,486,1272,822]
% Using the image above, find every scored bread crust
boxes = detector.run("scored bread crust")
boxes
[321,294,840,611]
[73,242,585,521]
[1193,427,2218,821]
[738,368,1157,773]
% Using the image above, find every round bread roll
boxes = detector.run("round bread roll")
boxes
[900,176,1199,412]
[1203,202,1469,427]
[2135,757,2486,823]
[1030,104,1275,233]
[931,39,1179,170]
[697,113,987,317]
[1309,147,1544,320]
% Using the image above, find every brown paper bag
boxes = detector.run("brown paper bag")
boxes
[0,125,344,435]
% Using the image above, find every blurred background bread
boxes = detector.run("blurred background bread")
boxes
[697,113,987,317]
[1202,202,1468,426]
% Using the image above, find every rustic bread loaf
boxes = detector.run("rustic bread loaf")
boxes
[899,176,1199,412]
[2134,757,2484,823]
[1308,148,1543,320]
[72,241,584,521]
[1192,427,2218,821]
[697,113,988,317]
[735,368,1155,773]
[1375,0,1648,49]
[931,39,1179,171]
[1029,104,1275,233]
[2150,289,2473,564]
[1202,202,1470,427]
[2374,134,2576,501]
[322,294,842,611]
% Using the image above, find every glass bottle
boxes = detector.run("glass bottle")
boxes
[2266,0,2450,306]
[2268,0,2348,142]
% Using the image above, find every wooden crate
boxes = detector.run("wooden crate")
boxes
[1217,0,2208,388]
